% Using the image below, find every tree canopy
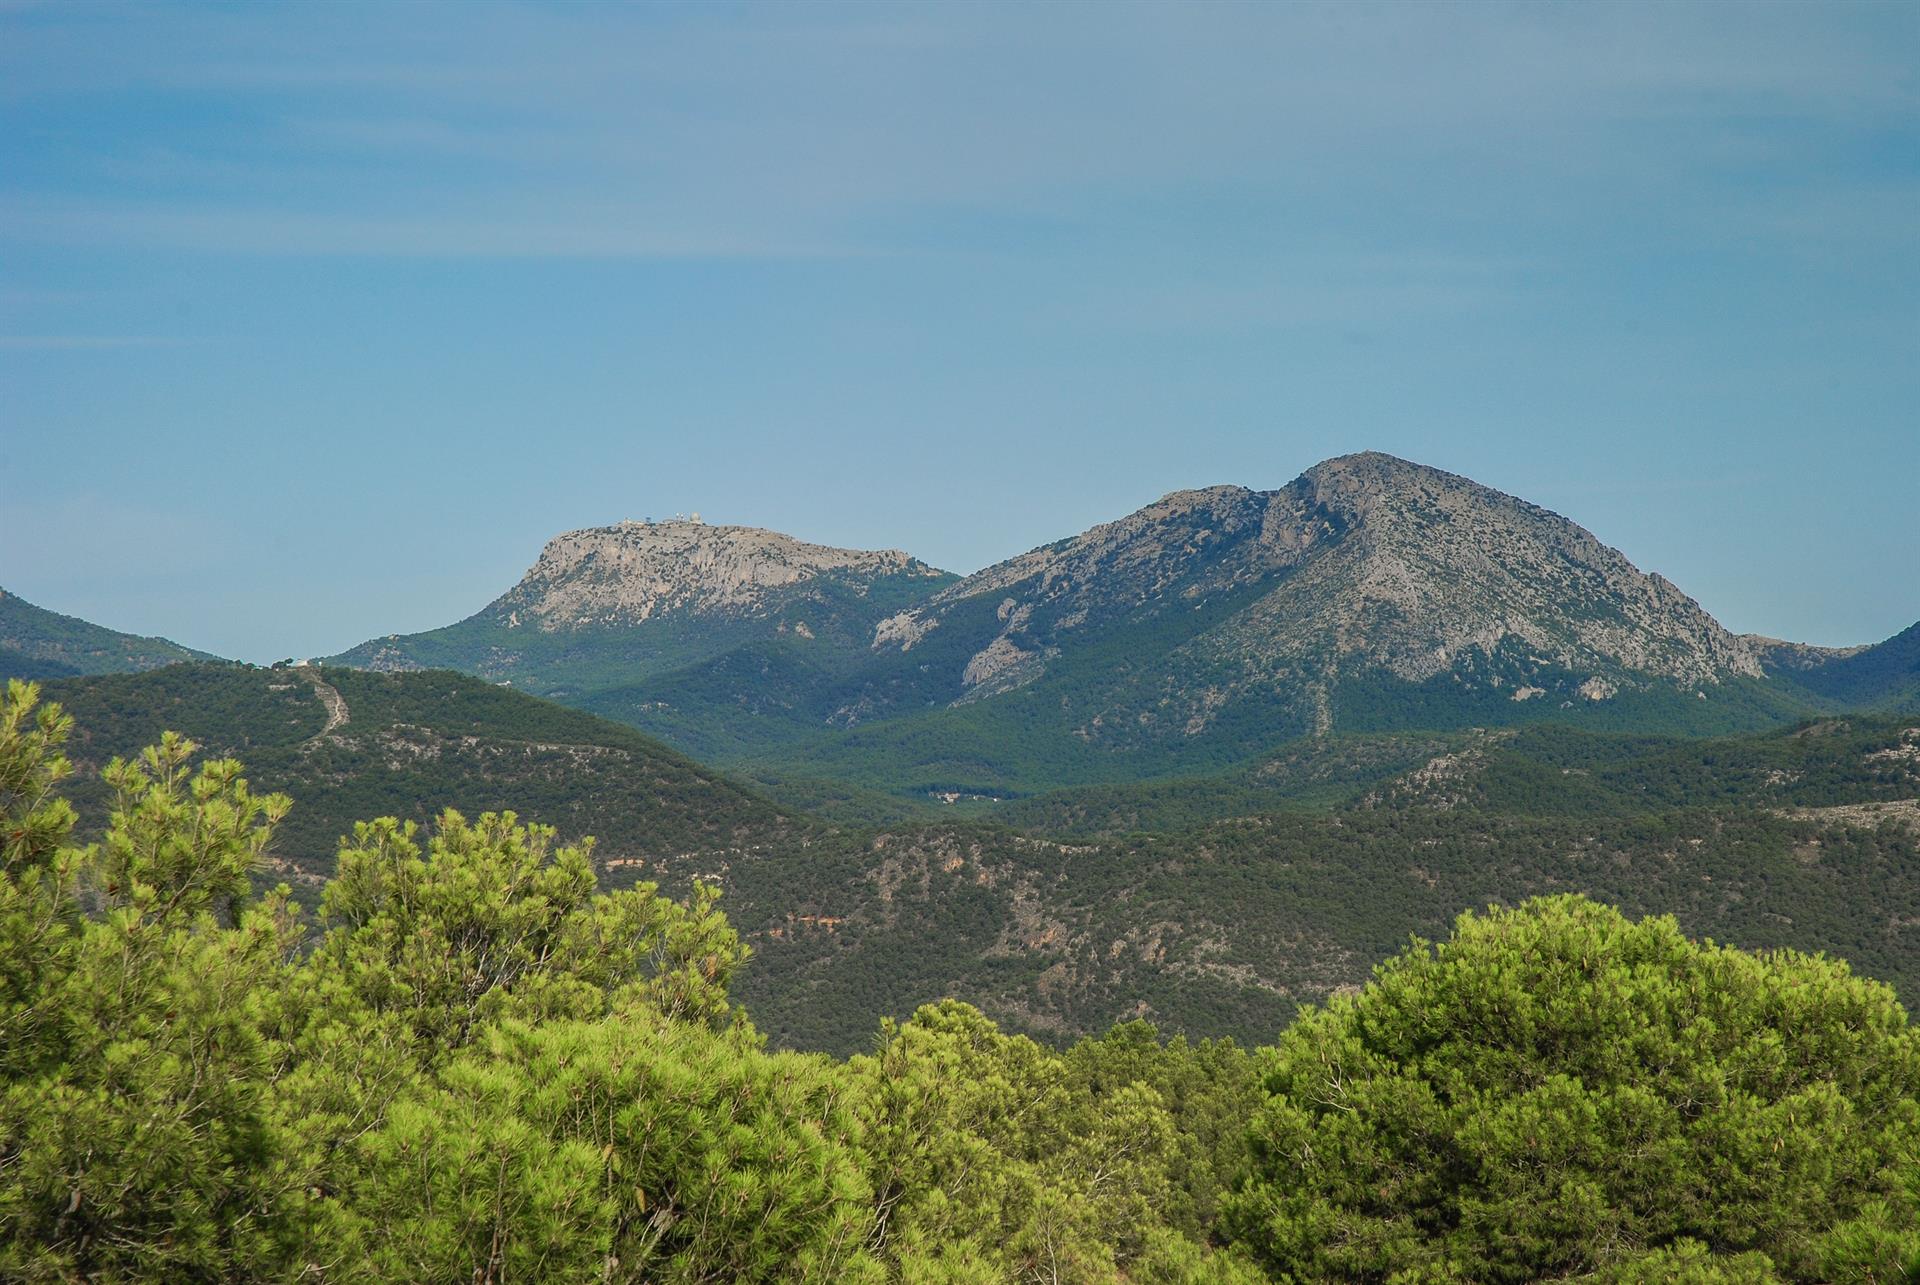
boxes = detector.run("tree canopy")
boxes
[1228,896,1920,1283]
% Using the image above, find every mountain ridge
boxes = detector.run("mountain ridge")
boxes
[327,518,955,696]
[40,662,800,883]
[500,519,945,629]
[311,451,1907,796]
[1752,621,1920,713]
[0,587,218,680]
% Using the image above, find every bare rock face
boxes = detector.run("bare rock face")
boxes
[1191,452,1766,688]
[498,520,944,630]
[909,484,1284,614]
[873,484,1295,692]
[872,452,1768,733]
[354,642,427,673]
[1741,635,1870,673]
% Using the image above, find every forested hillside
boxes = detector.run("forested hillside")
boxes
[725,798,1920,1053]
[2,678,1913,1283]
[734,714,1920,1051]
[1762,622,1920,713]
[40,664,802,891]
[0,588,215,680]
[36,665,1920,1061]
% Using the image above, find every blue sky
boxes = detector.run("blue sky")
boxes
[3,0,1914,661]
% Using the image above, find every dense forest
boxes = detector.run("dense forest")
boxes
[1,679,1915,1282]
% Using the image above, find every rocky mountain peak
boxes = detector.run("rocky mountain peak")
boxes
[1294,453,1597,548]
[1221,453,1769,687]
[497,519,946,630]
[872,452,1769,729]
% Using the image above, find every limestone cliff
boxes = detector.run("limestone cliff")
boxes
[498,520,943,630]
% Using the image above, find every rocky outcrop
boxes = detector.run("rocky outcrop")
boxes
[1742,635,1869,673]
[1189,452,1766,688]
[322,518,954,711]
[499,519,945,629]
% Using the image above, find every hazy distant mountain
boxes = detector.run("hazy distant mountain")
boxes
[0,587,216,680]
[1752,622,1920,713]
[325,519,955,707]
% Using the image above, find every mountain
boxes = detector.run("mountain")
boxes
[740,453,1815,797]
[1751,622,1920,713]
[867,452,1767,715]
[40,663,801,889]
[325,453,1874,799]
[325,519,954,752]
[1,587,217,680]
